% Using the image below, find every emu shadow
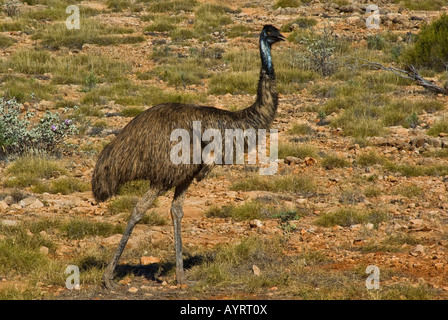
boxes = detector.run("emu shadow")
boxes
[114,253,208,281]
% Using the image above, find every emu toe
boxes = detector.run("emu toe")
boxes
[102,273,119,290]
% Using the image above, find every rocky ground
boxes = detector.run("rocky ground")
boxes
[1,0,448,300]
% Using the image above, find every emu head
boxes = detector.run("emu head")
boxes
[261,25,286,46]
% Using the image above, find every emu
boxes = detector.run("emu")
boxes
[92,25,285,289]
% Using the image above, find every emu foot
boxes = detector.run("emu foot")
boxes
[102,273,119,290]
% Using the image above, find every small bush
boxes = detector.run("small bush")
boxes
[321,154,350,169]
[194,3,232,37]
[33,19,144,50]
[108,195,139,215]
[206,201,298,221]
[0,76,57,103]
[0,98,78,156]
[227,24,251,38]
[209,71,258,95]
[367,34,386,50]
[231,174,316,194]
[144,21,176,32]
[4,155,67,188]
[385,162,448,177]
[394,0,447,11]
[148,0,197,13]
[153,58,209,86]
[315,208,389,228]
[401,14,448,71]
[393,184,424,198]
[428,118,448,137]
[363,186,381,198]
[118,180,152,197]
[60,219,124,240]
[32,176,90,195]
[106,0,128,12]
[281,17,317,32]
[357,151,386,166]
[287,123,314,135]
[0,34,15,48]
[121,107,144,117]
[140,211,168,226]
[0,231,50,275]
[273,0,302,9]
[290,28,339,76]
[278,143,317,159]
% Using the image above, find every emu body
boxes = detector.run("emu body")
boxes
[93,25,285,288]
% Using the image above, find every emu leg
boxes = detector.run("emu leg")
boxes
[170,182,190,285]
[102,188,160,289]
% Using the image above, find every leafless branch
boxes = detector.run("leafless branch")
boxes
[349,57,448,95]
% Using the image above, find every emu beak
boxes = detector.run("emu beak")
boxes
[278,33,286,41]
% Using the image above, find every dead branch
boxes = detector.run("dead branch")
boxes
[350,57,448,95]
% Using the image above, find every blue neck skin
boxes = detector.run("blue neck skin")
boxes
[259,36,274,78]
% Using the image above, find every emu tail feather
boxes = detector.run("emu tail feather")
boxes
[91,143,126,203]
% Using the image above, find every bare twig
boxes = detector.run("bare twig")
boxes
[349,57,448,95]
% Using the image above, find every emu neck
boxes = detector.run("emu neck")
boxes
[260,37,274,77]
[238,38,278,129]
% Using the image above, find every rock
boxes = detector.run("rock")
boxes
[284,156,303,165]
[252,264,261,276]
[10,204,22,210]
[350,224,362,231]
[19,197,44,209]
[435,263,444,270]
[304,157,317,166]
[365,223,374,230]
[3,196,14,205]
[128,287,139,293]
[414,244,425,255]
[0,201,9,211]
[410,219,424,226]
[249,219,263,228]
[140,256,161,265]
[39,246,49,255]
[102,234,123,246]
[1,219,18,227]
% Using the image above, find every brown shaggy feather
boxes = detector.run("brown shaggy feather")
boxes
[92,51,279,203]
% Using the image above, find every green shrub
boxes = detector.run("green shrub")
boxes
[287,123,314,135]
[281,17,317,32]
[357,151,386,166]
[231,175,316,193]
[209,71,258,95]
[428,117,448,136]
[121,107,144,117]
[33,19,145,50]
[4,155,67,187]
[144,21,176,32]
[206,200,299,221]
[278,143,317,159]
[273,0,302,9]
[315,208,389,228]
[60,219,124,240]
[321,154,350,169]
[394,0,447,11]
[367,34,386,50]
[32,176,90,195]
[227,24,252,38]
[401,14,448,71]
[194,3,232,37]
[148,0,197,12]
[153,58,209,86]
[0,98,78,156]
[0,35,15,48]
